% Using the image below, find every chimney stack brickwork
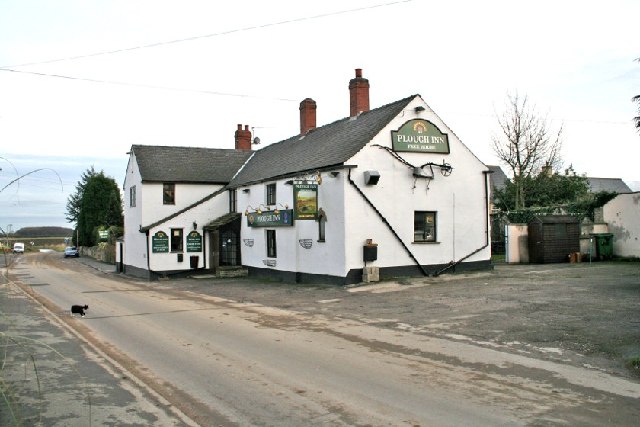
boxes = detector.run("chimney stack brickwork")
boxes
[235,124,252,151]
[349,68,370,117]
[299,98,317,135]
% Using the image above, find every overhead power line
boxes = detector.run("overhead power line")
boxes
[0,68,299,101]
[0,0,413,69]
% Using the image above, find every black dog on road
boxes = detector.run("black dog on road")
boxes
[71,304,88,317]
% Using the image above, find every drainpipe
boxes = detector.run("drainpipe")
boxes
[434,170,491,276]
[347,169,428,277]
[145,230,151,276]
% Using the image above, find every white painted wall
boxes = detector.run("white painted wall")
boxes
[146,188,228,272]
[344,97,490,273]
[141,182,222,225]
[123,152,146,271]
[123,150,230,274]
[238,96,490,280]
[238,176,348,277]
[603,193,640,257]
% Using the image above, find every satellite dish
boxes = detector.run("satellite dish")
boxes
[253,137,261,145]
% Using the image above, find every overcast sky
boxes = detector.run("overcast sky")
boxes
[1,0,638,232]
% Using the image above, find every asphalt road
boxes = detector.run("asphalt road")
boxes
[3,252,640,426]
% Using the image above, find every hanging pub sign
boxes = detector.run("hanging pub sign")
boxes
[391,119,450,154]
[152,231,169,253]
[186,230,202,252]
[294,183,318,220]
[97,229,109,242]
[247,209,294,227]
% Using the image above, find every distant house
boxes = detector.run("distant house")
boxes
[487,168,631,197]
[486,165,508,211]
[486,165,508,192]
[586,177,632,194]
[602,192,640,258]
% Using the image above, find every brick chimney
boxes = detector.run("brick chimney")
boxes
[299,98,317,135]
[235,124,252,151]
[349,68,370,117]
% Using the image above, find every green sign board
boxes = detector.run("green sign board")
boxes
[391,119,450,153]
[186,231,202,252]
[98,230,109,241]
[294,183,318,220]
[247,209,293,227]
[152,231,169,253]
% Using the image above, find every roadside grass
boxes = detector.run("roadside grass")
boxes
[491,254,505,263]
[627,356,640,377]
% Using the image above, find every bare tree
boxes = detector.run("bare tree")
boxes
[492,93,563,209]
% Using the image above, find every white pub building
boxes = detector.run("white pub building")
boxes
[122,69,491,284]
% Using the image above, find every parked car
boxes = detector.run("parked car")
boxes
[64,246,80,258]
[13,242,25,254]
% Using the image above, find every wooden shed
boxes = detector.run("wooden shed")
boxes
[528,215,580,263]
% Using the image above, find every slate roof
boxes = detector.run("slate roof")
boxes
[486,165,509,192]
[132,145,253,184]
[203,212,241,230]
[228,95,417,187]
[586,177,632,194]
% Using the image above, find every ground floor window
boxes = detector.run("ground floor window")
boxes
[266,229,277,258]
[414,211,436,242]
[171,228,183,252]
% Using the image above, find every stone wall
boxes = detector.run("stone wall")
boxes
[79,244,116,264]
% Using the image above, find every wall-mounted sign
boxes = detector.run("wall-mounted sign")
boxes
[294,183,318,220]
[247,209,293,227]
[98,230,109,242]
[391,119,450,153]
[186,230,202,252]
[152,231,169,253]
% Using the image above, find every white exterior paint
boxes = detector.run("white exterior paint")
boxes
[123,150,230,277]
[123,152,146,272]
[505,224,529,264]
[238,97,490,281]
[603,192,640,257]
[238,177,348,278]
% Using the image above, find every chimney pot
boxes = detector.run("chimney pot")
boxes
[235,124,252,151]
[299,98,317,135]
[349,68,370,117]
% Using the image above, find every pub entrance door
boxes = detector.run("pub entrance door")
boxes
[220,229,239,266]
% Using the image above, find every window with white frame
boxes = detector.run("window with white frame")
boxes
[129,185,136,207]
[266,183,276,206]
